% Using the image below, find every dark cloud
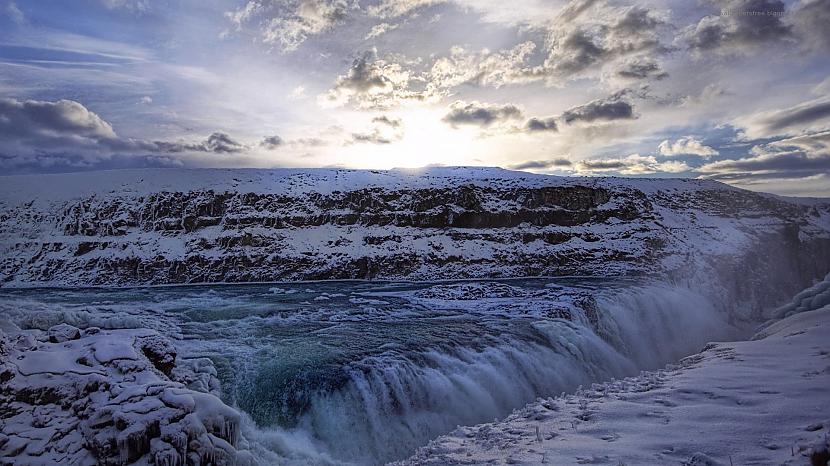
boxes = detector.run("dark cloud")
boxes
[0,97,249,164]
[324,51,423,109]
[549,29,606,76]
[199,132,244,153]
[156,132,245,154]
[291,137,327,147]
[579,159,627,170]
[698,149,830,179]
[575,154,690,174]
[791,0,830,51]
[350,131,394,144]
[758,99,830,133]
[349,115,405,144]
[698,129,830,182]
[770,130,830,151]
[510,158,572,170]
[261,135,284,149]
[525,117,558,132]
[372,115,402,127]
[442,100,523,127]
[561,95,635,124]
[0,97,117,148]
[616,60,668,80]
[337,51,391,93]
[0,152,182,174]
[544,5,668,78]
[612,6,663,36]
[684,0,791,54]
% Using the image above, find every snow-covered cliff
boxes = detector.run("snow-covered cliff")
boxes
[1,167,829,295]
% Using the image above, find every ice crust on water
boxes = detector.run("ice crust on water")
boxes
[0,324,254,465]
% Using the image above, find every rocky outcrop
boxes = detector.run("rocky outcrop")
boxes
[0,325,255,465]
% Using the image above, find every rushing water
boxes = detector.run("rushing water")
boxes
[0,278,742,465]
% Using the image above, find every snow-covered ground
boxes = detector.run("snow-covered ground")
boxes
[398,274,830,466]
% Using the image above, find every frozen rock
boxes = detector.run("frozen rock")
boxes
[0,327,256,465]
[47,323,81,343]
[137,334,177,375]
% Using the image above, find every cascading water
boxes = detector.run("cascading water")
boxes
[0,278,747,465]
[226,281,743,465]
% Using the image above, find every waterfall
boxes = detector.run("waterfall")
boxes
[237,281,744,465]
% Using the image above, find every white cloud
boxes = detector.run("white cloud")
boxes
[6,1,24,24]
[575,153,691,175]
[367,0,444,19]
[657,136,718,158]
[289,86,307,99]
[365,22,399,39]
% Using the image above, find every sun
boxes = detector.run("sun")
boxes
[345,106,480,169]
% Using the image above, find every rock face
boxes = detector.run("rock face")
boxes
[0,325,255,465]
[0,167,829,293]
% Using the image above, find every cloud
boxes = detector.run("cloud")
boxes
[741,97,830,138]
[615,59,667,80]
[261,135,284,149]
[525,117,558,132]
[442,100,523,127]
[0,98,118,148]
[322,51,427,109]
[367,0,444,19]
[542,4,669,82]
[99,0,150,13]
[0,98,251,160]
[161,132,247,154]
[768,130,830,152]
[288,86,306,99]
[791,0,830,51]
[225,0,349,52]
[561,94,635,124]
[0,152,183,174]
[683,0,791,55]
[510,158,572,170]
[418,3,670,92]
[576,154,691,175]
[697,130,830,183]
[427,42,543,90]
[372,115,402,127]
[5,1,24,24]
[350,131,395,144]
[658,136,718,157]
[697,149,830,179]
[349,115,405,144]
[365,22,399,39]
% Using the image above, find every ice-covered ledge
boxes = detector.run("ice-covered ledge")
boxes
[0,324,255,465]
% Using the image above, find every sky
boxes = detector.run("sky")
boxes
[0,0,828,196]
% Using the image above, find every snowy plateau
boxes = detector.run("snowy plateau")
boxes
[0,167,829,466]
